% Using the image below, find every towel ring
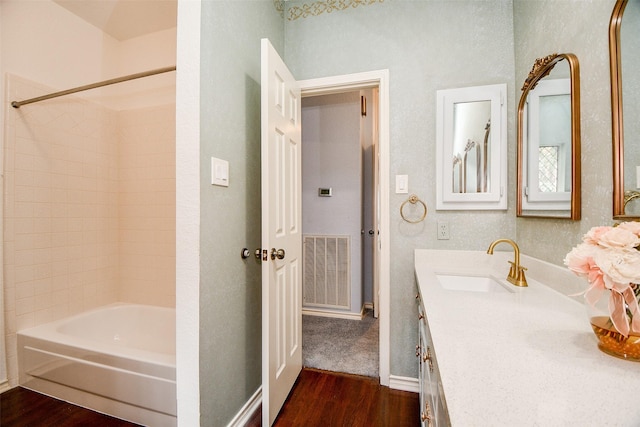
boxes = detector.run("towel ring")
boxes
[400,194,427,223]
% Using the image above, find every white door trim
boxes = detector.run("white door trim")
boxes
[299,70,390,386]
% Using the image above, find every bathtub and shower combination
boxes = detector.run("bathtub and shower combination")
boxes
[17,303,176,426]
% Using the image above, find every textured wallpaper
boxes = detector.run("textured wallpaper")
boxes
[198,2,284,425]
[513,0,617,263]
[285,0,623,379]
[285,0,516,378]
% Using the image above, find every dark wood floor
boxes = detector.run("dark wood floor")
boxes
[0,387,141,427]
[247,368,420,427]
[1,369,419,426]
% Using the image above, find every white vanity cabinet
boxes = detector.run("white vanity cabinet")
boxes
[416,292,450,427]
[414,249,640,425]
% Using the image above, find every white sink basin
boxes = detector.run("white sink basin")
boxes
[436,274,512,293]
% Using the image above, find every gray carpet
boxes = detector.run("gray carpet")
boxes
[302,309,379,378]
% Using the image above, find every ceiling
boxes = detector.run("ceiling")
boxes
[53,0,177,41]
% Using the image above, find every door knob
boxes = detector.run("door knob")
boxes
[270,248,285,260]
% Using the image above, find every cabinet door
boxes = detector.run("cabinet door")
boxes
[417,290,451,427]
[419,314,436,426]
[417,302,426,427]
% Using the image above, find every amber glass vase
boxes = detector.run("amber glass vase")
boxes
[588,291,640,362]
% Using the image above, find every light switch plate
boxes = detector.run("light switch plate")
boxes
[211,157,229,187]
[395,175,408,194]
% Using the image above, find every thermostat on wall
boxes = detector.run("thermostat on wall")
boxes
[318,188,332,197]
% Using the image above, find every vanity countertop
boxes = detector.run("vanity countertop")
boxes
[415,249,640,426]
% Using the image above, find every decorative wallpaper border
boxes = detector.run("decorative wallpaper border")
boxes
[286,0,384,21]
[273,0,285,17]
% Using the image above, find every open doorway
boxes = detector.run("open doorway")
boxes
[260,40,390,424]
[299,86,380,378]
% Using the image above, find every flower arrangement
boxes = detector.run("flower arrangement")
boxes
[564,221,640,338]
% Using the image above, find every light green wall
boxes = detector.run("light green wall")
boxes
[284,0,516,378]
[513,0,616,262]
[199,2,283,425]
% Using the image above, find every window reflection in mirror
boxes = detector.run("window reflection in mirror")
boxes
[452,101,491,194]
[522,75,572,212]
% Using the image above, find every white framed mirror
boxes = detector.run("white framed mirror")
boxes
[436,83,507,210]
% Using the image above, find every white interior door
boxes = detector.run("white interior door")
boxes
[260,38,302,426]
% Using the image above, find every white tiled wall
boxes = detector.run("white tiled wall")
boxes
[118,105,176,307]
[3,75,176,386]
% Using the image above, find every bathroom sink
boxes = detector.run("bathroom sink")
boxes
[436,274,512,293]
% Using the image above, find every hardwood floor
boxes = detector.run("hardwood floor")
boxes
[1,369,419,426]
[247,368,420,427]
[0,387,141,427]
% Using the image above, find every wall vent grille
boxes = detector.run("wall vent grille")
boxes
[303,235,350,309]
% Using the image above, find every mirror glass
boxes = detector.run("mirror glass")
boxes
[611,0,640,218]
[517,54,581,219]
[452,101,491,194]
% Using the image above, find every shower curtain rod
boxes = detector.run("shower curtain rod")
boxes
[11,65,176,108]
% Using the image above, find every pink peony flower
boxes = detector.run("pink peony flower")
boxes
[583,226,613,245]
[598,227,640,250]
[567,221,640,338]
[597,248,640,286]
[564,243,596,278]
[617,221,640,238]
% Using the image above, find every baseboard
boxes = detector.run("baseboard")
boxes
[389,375,419,393]
[227,386,261,427]
[302,308,363,320]
[0,380,10,394]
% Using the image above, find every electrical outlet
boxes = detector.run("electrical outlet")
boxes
[437,222,450,240]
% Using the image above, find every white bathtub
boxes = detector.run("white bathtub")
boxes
[17,303,176,427]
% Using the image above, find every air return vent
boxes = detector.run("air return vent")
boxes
[303,235,350,309]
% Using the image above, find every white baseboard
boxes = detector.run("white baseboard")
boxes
[0,380,10,394]
[389,375,419,393]
[302,307,363,320]
[227,386,261,427]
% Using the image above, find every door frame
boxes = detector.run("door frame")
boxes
[299,70,390,386]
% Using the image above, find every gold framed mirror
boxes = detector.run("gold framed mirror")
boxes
[516,53,581,219]
[610,0,640,219]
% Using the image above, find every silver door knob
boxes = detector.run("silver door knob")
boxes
[270,248,285,260]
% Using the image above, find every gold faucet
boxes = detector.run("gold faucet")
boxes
[486,238,528,287]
